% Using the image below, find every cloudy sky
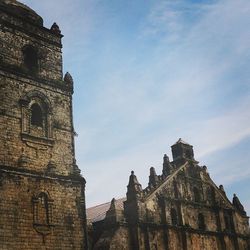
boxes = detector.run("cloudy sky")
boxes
[22,0,250,213]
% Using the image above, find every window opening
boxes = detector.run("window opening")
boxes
[171,208,178,225]
[31,103,43,127]
[198,213,205,230]
[193,187,201,202]
[23,46,38,72]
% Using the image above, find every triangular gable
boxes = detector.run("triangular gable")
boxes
[143,161,234,210]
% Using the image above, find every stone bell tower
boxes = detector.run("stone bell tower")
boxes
[0,1,88,249]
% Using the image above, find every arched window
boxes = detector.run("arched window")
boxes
[198,213,205,230]
[193,187,201,202]
[23,46,38,72]
[20,91,53,146]
[171,208,178,226]
[31,103,43,127]
[37,193,49,225]
[32,192,54,238]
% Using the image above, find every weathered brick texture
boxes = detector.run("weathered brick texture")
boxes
[0,1,88,249]
[88,140,250,250]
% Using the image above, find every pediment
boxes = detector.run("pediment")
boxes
[143,161,234,211]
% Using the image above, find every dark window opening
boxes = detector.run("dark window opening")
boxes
[23,46,38,73]
[206,186,216,204]
[224,212,234,232]
[171,208,178,226]
[198,213,205,230]
[193,187,201,202]
[173,180,179,198]
[31,103,43,127]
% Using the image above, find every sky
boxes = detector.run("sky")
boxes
[21,0,250,214]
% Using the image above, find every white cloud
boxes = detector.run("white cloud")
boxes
[75,0,250,206]
[20,0,250,210]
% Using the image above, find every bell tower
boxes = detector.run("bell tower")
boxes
[171,138,195,162]
[0,1,88,249]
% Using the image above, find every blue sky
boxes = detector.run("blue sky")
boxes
[22,0,250,213]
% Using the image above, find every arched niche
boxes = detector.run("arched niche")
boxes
[19,91,53,146]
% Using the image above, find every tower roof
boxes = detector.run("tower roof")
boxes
[0,0,43,26]
[174,138,190,145]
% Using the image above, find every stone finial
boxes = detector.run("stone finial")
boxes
[219,185,226,196]
[64,72,74,85]
[128,171,140,186]
[148,167,158,188]
[202,165,207,171]
[162,154,171,177]
[163,154,169,163]
[110,198,116,210]
[233,194,246,216]
[50,22,61,35]
[106,198,117,217]
[126,171,142,201]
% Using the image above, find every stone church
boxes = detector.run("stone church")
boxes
[0,0,88,249]
[0,1,250,250]
[87,139,250,250]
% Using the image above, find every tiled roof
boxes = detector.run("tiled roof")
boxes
[87,197,126,223]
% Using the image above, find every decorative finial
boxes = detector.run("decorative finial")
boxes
[64,72,74,85]
[162,154,172,177]
[219,185,225,194]
[163,154,169,163]
[233,194,246,216]
[149,167,158,188]
[202,165,207,171]
[50,22,61,35]
[110,198,116,210]
[127,170,142,201]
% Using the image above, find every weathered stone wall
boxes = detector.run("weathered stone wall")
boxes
[0,169,86,250]
[92,144,250,249]
[0,11,62,81]
[0,72,74,176]
[186,233,219,250]
[0,2,88,249]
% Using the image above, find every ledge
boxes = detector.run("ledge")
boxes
[21,132,54,147]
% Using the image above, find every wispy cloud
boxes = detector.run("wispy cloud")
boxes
[21,0,250,212]
[75,0,250,207]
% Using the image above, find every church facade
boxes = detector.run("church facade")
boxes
[0,1,88,249]
[1,1,250,250]
[87,139,250,250]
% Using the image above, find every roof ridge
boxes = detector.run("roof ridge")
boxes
[144,162,189,200]
[86,197,125,210]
